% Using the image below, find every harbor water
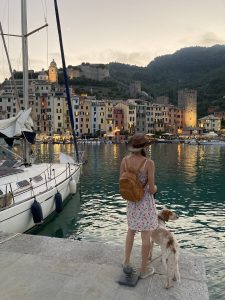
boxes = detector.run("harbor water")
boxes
[31,142,225,299]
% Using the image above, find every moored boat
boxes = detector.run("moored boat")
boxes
[0,0,81,234]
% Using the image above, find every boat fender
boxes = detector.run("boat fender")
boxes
[55,192,63,213]
[69,179,76,194]
[31,200,43,224]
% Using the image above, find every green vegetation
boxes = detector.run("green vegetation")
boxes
[109,45,225,116]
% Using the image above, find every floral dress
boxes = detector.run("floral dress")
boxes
[127,169,158,231]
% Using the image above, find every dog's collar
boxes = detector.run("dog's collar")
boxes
[158,215,166,223]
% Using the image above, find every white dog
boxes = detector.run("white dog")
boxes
[149,208,180,289]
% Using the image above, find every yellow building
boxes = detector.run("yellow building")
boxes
[178,89,197,128]
[48,59,58,83]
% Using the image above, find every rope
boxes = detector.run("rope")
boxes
[0,233,21,245]
[149,254,162,263]
[40,0,49,69]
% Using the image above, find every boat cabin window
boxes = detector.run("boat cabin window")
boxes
[33,175,43,183]
[1,160,18,168]
[17,180,30,188]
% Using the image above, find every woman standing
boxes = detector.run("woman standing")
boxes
[120,133,158,278]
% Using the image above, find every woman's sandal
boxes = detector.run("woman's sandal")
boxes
[139,267,155,279]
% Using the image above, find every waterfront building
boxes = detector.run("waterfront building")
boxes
[114,100,136,134]
[126,100,137,134]
[89,100,105,137]
[198,114,221,132]
[143,102,183,134]
[0,79,19,119]
[78,96,92,137]
[178,89,197,128]
[168,106,183,134]
[135,100,146,133]
[0,77,37,121]
[105,102,114,136]
[113,107,124,137]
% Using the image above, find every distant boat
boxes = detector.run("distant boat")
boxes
[0,0,81,234]
[198,140,225,145]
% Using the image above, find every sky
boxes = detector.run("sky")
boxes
[1,0,225,82]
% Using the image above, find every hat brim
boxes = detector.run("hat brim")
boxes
[127,141,152,152]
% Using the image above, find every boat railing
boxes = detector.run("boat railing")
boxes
[0,163,80,210]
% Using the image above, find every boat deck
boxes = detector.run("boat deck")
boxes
[0,232,209,300]
[0,167,24,178]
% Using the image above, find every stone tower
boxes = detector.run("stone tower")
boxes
[48,59,58,83]
[178,89,197,128]
[129,81,141,98]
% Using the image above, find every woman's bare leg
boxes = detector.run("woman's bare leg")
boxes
[123,228,135,265]
[140,230,151,272]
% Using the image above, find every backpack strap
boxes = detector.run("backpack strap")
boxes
[137,158,147,173]
[125,157,147,173]
[124,158,128,171]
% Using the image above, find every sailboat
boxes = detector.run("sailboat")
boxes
[0,0,81,234]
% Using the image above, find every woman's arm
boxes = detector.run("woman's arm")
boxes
[147,159,157,194]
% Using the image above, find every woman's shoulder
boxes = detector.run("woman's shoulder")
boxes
[146,158,155,167]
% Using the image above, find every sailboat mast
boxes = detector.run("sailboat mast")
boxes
[0,22,21,110]
[54,0,79,162]
[21,0,28,109]
[21,0,29,164]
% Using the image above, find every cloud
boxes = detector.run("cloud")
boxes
[198,32,225,45]
[76,49,155,67]
[178,31,225,47]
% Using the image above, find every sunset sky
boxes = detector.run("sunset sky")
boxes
[1,0,225,81]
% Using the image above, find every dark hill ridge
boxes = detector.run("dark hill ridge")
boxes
[109,45,225,116]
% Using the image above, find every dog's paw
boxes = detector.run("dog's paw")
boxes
[164,281,173,289]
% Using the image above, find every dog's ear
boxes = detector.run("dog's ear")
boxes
[161,209,173,222]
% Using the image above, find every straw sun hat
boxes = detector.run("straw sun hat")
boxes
[127,133,152,152]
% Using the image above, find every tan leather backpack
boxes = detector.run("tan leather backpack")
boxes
[119,158,147,202]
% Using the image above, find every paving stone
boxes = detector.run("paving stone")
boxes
[0,234,209,300]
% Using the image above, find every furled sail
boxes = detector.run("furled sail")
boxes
[0,108,35,145]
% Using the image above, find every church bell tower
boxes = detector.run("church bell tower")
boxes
[48,59,58,83]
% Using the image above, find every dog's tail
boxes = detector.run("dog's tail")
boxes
[166,236,177,254]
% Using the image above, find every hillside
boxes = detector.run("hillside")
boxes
[59,45,225,116]
[109,45,225,117]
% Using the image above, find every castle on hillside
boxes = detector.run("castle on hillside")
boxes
[45,60,109,83]
[67,63,109,81]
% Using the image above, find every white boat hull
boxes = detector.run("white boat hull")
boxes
[0,163,81,234]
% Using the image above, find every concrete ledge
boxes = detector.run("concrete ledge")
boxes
[0,232,208,300]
